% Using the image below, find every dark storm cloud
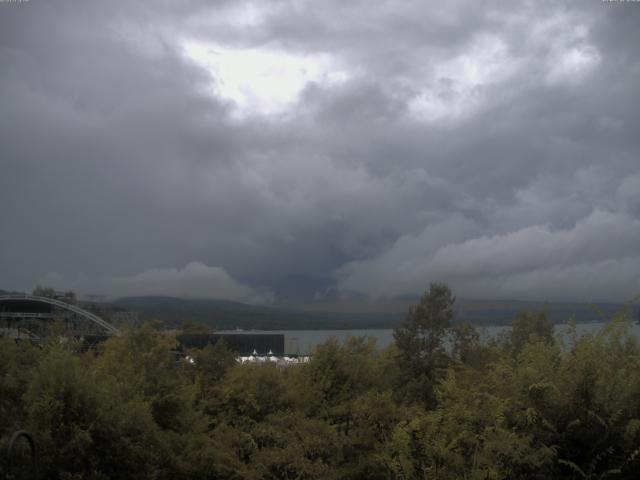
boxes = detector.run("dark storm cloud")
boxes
[1,0,639,302]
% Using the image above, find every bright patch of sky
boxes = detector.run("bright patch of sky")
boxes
[530,16,601,85]
[546,45,600,85]
[406,34,516,123]
[182,41,349,117]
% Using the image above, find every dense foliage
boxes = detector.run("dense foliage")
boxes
[2,284,640,479]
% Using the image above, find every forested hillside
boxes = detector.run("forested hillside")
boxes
[114,296,402,330]
[1,285,639,479]
[114,295,633,330]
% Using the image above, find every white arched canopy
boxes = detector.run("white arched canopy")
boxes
[0,294,119,335]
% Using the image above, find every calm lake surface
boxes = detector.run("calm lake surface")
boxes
[219,322,640,355]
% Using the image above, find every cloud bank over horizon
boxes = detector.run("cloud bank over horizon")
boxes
[1,0,639,303]
[37,262,273,304]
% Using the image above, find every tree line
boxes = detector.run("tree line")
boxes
[1,283,639,479]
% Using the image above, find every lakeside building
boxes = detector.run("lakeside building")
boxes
[177,332,286,355]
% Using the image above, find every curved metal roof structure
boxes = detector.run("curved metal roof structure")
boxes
[0,294,119,335]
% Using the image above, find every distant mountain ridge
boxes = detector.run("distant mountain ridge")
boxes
[114,295,637,330]
[3,288,634,329]
[0,289,22,296]
[114,296,402,330]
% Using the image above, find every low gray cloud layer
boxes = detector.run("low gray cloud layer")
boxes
[1,0,639,302]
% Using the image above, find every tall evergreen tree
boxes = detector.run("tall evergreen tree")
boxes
[393,282,455,407]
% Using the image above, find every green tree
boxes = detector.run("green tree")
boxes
[215,363,291,427]
[22,344,166,479]
[193,339,237,384]
[509,310,554,355]
[180,320,210,334]
[393,282,455,407]
[250,412,341,480]
[450,322,481,365]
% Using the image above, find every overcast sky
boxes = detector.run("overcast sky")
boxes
[1,0,639,303]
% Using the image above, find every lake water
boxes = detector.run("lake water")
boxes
[219,322,640,355]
